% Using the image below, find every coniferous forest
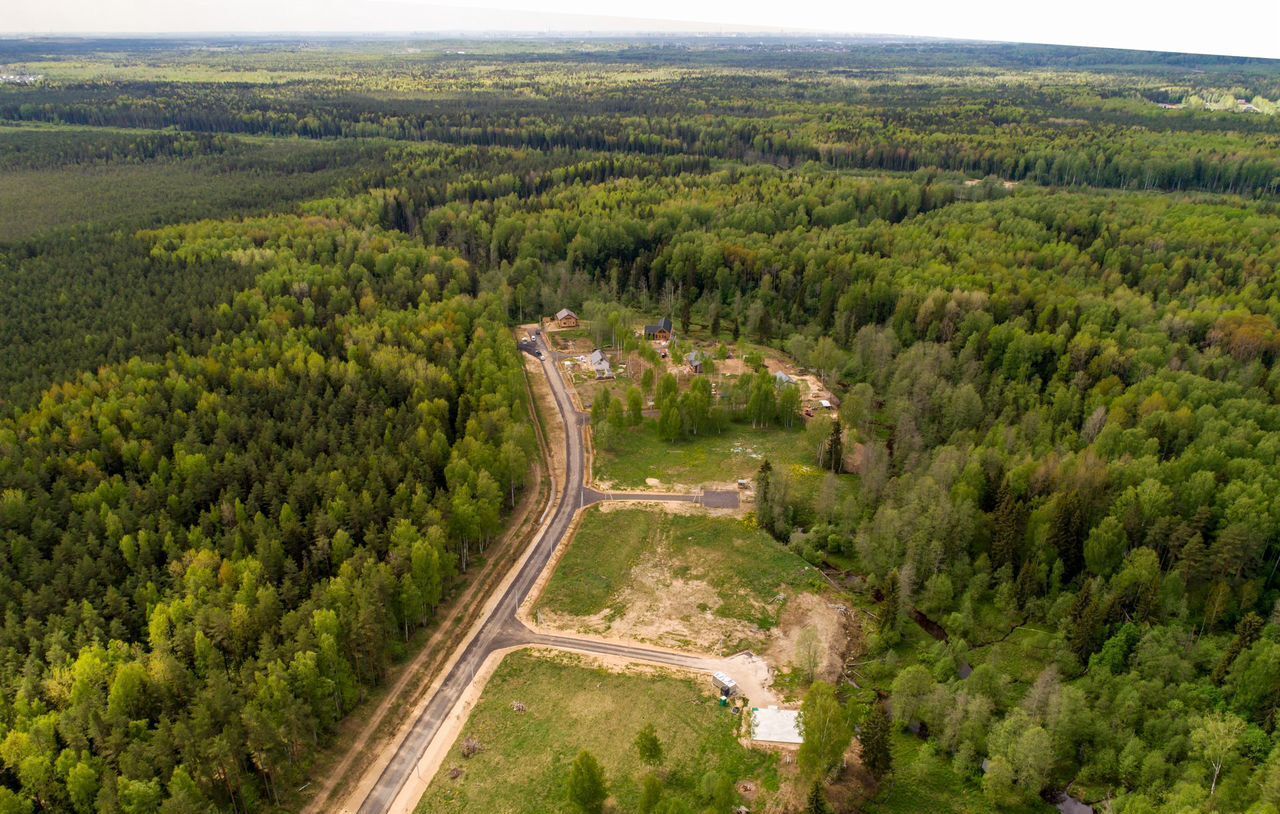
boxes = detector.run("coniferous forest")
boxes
[2,36,1280,814]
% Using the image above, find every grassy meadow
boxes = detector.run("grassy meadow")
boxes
[415,650,778,813]
[594,418,858,497]
[536,507,820,639]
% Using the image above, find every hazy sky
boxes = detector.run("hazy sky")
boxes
[4,0,1278,59]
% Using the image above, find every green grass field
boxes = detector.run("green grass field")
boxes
[865,734,1053,814]
[415,650,778,813]
[4,60,324,83]
[537,507,658,618]
[536,508,820,638]
[594,419,857,498]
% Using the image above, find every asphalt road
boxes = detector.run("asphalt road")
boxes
[355,334,736,813]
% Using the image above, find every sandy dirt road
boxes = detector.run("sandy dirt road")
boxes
[345,333,748,814]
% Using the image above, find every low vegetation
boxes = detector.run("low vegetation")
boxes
[415,650,777,813]
[536,508,820,652]
[594,419,815,488]
[865,734,1053,814]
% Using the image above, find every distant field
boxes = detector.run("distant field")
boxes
[415,650,778,813]
[4,61,324,83]
[865,734,1053,814]
[0,132,383,241]
[535,507,821,653]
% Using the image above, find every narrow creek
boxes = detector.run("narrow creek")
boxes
[908,606,1092,814]
[822,562,1093,813]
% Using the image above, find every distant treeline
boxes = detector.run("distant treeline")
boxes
[4,69,1278,195]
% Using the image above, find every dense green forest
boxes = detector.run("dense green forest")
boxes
[1,202,536,812]
[2,36,1280,814]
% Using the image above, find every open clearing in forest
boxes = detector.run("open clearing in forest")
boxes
[593,419,859,500]
[414,649,779,813]
[533,507,845,677]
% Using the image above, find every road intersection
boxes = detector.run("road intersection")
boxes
[350,332,743,814]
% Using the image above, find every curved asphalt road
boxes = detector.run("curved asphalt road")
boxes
[355,334,738,814]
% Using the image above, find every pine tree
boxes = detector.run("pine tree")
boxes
[822,419,844,474]
[880,571,901,634]
[1212,612,1265,684]
[566,750,607,814]
[639,773,663,814]
[756,459,774,536]
[1066,580,1106,661]
[1047,489,1088,579]
[634,723,664,767]
[861,704,893,779]
[807,782,833,814]
[658,397,683,442]
[1015,560,1040,609]
[991,483,1027,571]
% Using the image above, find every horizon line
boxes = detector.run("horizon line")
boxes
[2,31,1277,62]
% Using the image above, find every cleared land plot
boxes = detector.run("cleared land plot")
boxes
[416,650,777,813]
[535,507,827,656]
[595,419,856,497]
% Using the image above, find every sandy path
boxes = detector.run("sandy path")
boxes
[395,643,776,813]
[303,344,558,813]
[348,334,794,814]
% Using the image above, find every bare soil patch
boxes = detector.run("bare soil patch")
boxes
[766,592,849,685]
[537,509,843,686]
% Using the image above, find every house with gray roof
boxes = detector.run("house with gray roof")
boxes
[589,349,613,379]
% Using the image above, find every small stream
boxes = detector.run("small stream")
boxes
[909,607,1091,814]
[821,560,1092,813]
[1052,792,1094,813]
[908,609,973,678]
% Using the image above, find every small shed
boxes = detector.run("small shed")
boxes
[644,317,673,341]
[589,349,613,379]
[555,308,579,328]
[774,371,795,386]
[751,706,803,745]
[686,350,706,374]
[818,399,832,410]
